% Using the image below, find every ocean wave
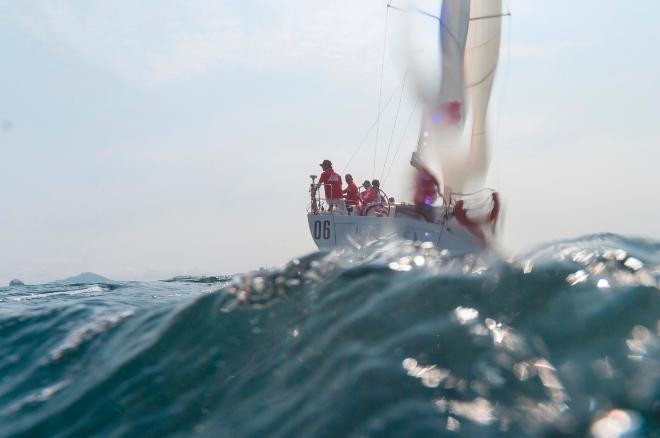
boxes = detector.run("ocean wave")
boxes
[163,275,233,284]
[6,285,111,302]
[0,234,658,437]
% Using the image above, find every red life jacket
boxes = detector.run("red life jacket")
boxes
[343,182,361,205]
[361,187,377,205]
[319,168,343,199]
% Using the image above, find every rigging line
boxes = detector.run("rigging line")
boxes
[386,4,462,50]
[383,101,419,184]
[387,4,439,21]
[380,69,408,180]
[450,187,497,197]
[341,73,409,175]
[374,4,390,179]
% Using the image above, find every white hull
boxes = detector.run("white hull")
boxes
[307,212,484,253]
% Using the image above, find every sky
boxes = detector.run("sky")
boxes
[1,0,659,284]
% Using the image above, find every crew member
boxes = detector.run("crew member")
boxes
[454,193,500,244]
[411,152,440,222]
[362,179,383,216]
[359,180,374,215]
[371,179,382,205]
[317,159,343,211]
[360,180,373,202]
[342,174,361,215]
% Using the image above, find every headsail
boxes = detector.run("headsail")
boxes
[413,0,502,195]
[415,0,471,190]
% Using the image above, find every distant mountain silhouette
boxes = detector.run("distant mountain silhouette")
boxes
[9,279,24,287]
[52,272,113,285]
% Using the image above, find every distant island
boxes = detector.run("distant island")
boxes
[9,279,24,287]
[51,272,113,285]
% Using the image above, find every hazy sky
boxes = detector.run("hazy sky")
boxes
[1,0,659,284]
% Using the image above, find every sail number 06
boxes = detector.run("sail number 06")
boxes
[313,220,331,240]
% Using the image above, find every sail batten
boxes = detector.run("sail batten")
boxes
[469,12,510,21]
[466,63,497,88]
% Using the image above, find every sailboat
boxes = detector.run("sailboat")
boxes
[307,0,504,252]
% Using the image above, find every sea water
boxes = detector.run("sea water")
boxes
[1,233,658,437]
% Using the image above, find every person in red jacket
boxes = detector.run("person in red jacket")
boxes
[317,159,343,211]
[414,167,439,205]
[360,180,384,216]
[359,180,375,214]
[342,174,361,215]
[454,200,485,244]
[454,193,500,244]
[411,153,440,222]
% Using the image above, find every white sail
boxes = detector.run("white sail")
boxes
[435,0,471,123]
[414,0,471,191]
[462,0,503,191]
[414,0,502,195]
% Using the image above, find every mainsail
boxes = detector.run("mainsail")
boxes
[463,0,503,191]
[414,0,502,195]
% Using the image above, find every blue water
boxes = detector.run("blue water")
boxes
[1,234,658,437]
